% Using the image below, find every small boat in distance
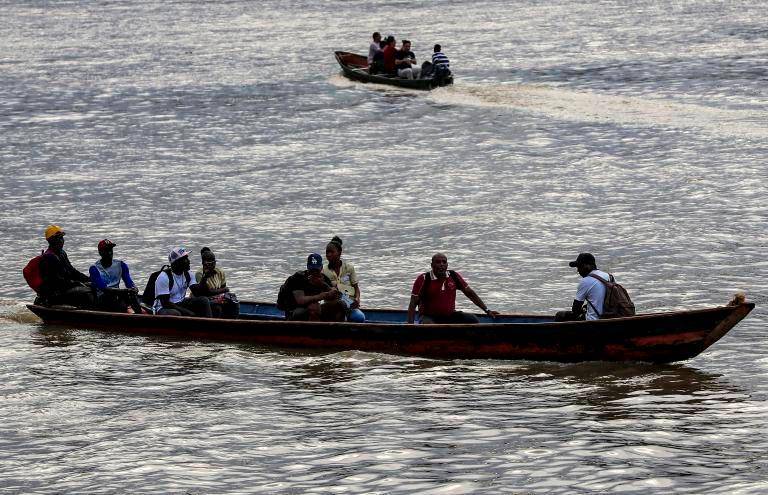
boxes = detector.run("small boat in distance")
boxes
[27,300,754,363]
[334,51,453,90]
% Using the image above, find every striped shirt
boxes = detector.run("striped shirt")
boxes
[432,51,450,68]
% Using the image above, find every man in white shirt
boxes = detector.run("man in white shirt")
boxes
[556,252,610,321]
[153,246,212,317]
[367,32,382,65]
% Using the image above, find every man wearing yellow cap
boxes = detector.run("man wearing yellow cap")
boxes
[38,225,94,307]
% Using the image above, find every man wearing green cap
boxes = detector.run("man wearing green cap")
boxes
[38,225,94,308]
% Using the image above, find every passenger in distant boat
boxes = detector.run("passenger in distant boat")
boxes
[283,253,345,321]
[407,253,498,324]
[322,236,365,323]
[556,253,614,321]
[89,239,142,313]
[37,225,94,308]
[195,247,239,318]
[431,43,451,80]
[153,247,212,317]
[395,40,421,79]
[382,35,398,75]
[368,32,382,65]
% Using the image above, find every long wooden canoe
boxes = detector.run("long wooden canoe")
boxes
[334,51,453,90]
[26,301,754,363]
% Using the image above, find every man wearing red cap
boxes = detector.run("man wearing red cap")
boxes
[38,225,94,307]
[89,239,141,313]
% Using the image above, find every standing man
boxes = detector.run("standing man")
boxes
[38,225,94,307]
[395,40,421,79]
[407,253,498,324]
[559,253,610,321]
[153,247,212,317]
[89,239,142,313]
[367,31,382,65]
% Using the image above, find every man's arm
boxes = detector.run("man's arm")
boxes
[293,288,337,307]
[89,266,107,290]
[462,286,499,317]
[571,299,585,315]
[407,294,419,324]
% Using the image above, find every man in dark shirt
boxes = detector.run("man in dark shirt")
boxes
[284,253,345,321]
[38,225,94,308]
[395,40,421,79]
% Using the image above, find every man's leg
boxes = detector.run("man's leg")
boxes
[320,300,346,322]
[180,296,213,318]
[156,308,182,316]
[412,66,422,79]
[450,311,480,324]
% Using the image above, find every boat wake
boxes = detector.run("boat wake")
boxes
[428,83,768,139]
[0,299,40,324]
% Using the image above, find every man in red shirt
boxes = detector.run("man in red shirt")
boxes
[407,253,499,324]
[382,35,397,75]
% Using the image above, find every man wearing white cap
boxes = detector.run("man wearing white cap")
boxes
[153,247,212,317]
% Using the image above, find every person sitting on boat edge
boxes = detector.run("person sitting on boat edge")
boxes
[281,253,345,322]
[382,35,398,75]
[153,246,212,317]
[431,44,451,81]
[89,238,142,313]
[556,252,635,321]
[37,225,94,308]
[195,247,239,318]
[407,253,499,324]
[395,40,421,80]
[322,236,365,323]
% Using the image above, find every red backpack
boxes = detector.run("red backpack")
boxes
[23,250,46,294]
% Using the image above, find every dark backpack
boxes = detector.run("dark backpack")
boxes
[276,273,298,312]
[418,270,463,307]
[141,266,190,305]
[23,250,46,294]
[587,273,636,319]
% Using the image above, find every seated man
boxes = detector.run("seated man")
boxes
[38,225,94,308]
[152,247,212,317]
[89,239,142,313]
[556,253,634,321]
[407,253,498,324]
[382,35,398,75]
[431,43,451,80]
[395,40,421,79]
[283,253,345,322]
[195,247,239,318]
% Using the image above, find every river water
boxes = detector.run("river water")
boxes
[1,0,767,493]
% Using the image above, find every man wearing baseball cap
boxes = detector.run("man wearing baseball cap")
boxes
[152,246,212,317]
[38,225,94,307]
[558,252,612,321]
[88,239,141,313]
[280,253,344,321]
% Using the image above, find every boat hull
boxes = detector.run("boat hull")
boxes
[26,302,754,363]
[334,51,453,90]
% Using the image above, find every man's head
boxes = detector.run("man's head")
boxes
[45,225,65,249]
[434,44,441,53]
[385,35,395,47]
[569,252,597,277]
[431,253,448,277]
[306,253,325,286]
[401,40,411,52]
[169,246,191,272]
[97,239,116,263]
[372,32,381,43]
